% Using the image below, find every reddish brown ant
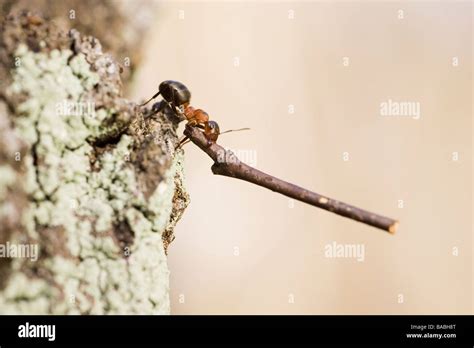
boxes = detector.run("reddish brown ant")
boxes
[141,81,249,147]
[178,106,249,147]
[182,105,208,127]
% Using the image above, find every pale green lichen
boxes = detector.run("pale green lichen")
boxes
[0,44,182,314]
[0,273,53,314]
[0,165,17,200]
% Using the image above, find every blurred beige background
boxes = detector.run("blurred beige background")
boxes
[131,1,472,314]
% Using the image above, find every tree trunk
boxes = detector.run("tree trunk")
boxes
[0,0,158,85]
[0,12,189,314]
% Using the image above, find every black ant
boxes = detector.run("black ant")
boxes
[140,80,191,114]
[141,80,249,146]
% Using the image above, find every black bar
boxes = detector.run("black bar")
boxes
[0,315,472,347]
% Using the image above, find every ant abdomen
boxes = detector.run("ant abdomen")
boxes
[159,80,191,108]
[140,80,191,109]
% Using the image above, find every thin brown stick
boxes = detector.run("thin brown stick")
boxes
[183,125,399,234]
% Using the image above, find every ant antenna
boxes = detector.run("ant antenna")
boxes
[140,91,161,106]
[219,127,250,135]
[177,128,250,149]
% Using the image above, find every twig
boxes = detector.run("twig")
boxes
[184,125,399,234]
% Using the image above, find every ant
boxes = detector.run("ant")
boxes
[140,80,191,115]
[141,80,249,147]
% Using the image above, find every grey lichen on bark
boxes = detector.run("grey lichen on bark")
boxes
[0,13,189,314]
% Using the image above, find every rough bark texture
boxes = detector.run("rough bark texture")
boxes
[0,0,158,85]
[0,12,189,314]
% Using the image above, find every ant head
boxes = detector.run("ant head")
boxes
[205,120,220,133]
[204,121,220,143]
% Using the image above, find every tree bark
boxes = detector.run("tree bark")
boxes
[0,0,158,85]
[0,12,188,314]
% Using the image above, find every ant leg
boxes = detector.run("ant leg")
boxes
[179,139,192,148]
[176,136,190,149]
[187,119,197,127]
[168,88,184,118]
[167,101,176,113]
[140,91,161,106]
